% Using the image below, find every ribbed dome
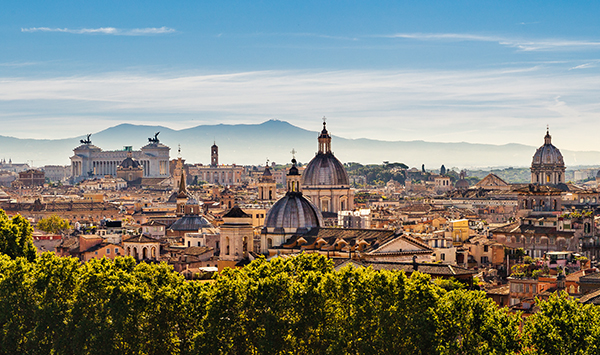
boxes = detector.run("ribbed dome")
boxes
[301,153,349,186]
[532,131,564,167]
[264,192,322,233]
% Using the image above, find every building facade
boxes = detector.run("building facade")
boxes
[70,135,170,183]
[188,142,244,185]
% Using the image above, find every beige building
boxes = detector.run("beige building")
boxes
[123,235,160,261]
[434,176,452,193]
[219,206,254,270]
[189,142,244,185]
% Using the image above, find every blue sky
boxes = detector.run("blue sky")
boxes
[2,1,600,151]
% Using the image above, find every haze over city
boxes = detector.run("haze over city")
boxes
[2,1,600,153]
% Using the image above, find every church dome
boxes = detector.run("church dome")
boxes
[302,153,349,186]
[455,179,469,189]
[532,130,564,167]
[264,192,322,234]
[119,156,141,169]
[169,215,213,231]
[302,121,350,187]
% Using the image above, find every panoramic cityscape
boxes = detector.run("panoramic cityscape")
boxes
[3,1,600,354]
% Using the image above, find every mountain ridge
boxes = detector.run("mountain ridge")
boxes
[2,119,599,169]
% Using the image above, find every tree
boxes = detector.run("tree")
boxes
[37,214,71,234]
[0,209,36,261]
[523,292,600,354]
[435,290,522,355]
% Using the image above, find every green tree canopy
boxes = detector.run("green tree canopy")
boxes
[36,214,71,234]
[0,210,36,261]
[3,252,600,354]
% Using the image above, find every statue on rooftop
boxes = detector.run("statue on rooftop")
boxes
[148,131,160,144]
[80,134,92,145]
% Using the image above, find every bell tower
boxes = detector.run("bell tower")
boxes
[211,142,219,167]
[258,159,277,201]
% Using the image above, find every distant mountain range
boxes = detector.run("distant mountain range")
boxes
[2,119,600,169]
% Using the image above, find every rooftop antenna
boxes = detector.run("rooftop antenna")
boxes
[178,144,181,158]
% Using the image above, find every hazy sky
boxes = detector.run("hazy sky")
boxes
[2,1,600,151]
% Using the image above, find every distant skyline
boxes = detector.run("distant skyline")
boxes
[2,1,600,151]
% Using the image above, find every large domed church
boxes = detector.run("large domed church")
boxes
[301,121,354,213]
[531,129,565,185]
[261,158,323,251]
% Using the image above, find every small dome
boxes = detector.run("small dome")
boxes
[455,179,469,189]
[301,153,349,186]
[169,215,213,231]
[596,170,600,178]
[289,158,299,176]
[531,131,564,167]
[119,156,141,169]
[264,192,322,233]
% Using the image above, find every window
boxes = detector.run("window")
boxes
[115,248,119,254]
[484,245,489,252]
[440,253,445,261]
[107,248,110,254]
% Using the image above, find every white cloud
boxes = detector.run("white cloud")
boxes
[1,67,600,150]
[21,27,175,36]
[384,32,600,52]
[569,62,597,70]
